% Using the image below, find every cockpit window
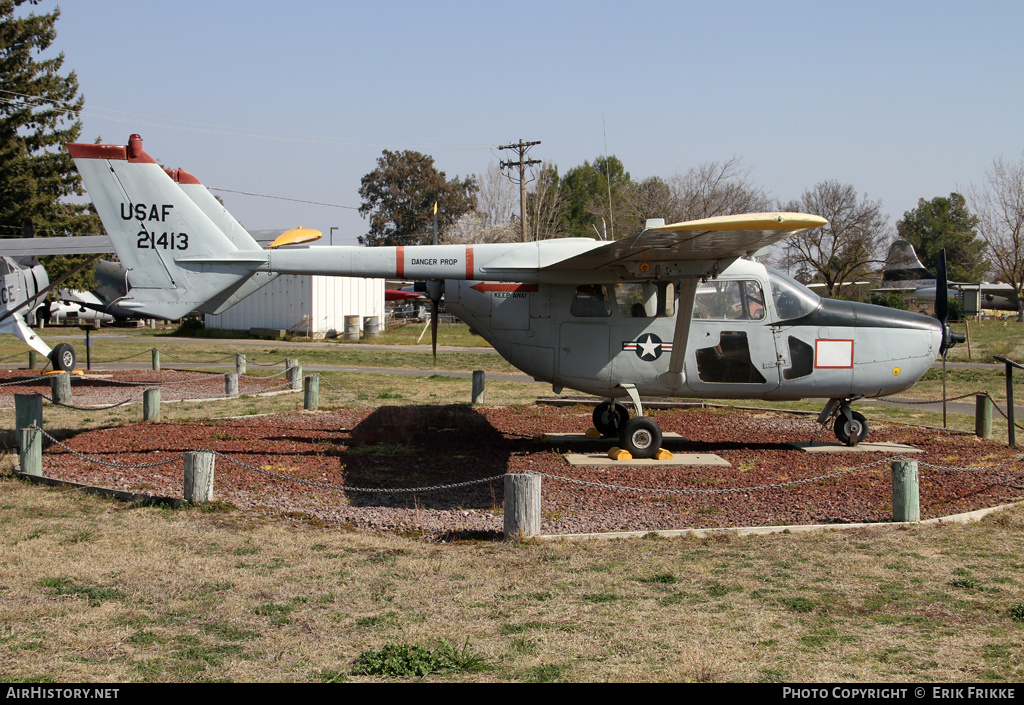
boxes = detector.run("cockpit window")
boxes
[570,285,612,317]
[766,268,821,321]
[692,280,766,320]
[613,282,676,318]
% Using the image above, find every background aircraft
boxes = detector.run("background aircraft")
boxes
[875,239,1017,314]
[69,135,965,456]
[0,236,117,371]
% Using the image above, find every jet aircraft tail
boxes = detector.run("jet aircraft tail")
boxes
[882,239,936,285]
[66,135,268,320]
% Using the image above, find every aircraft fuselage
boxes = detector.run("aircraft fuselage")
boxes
[444,258,942,401]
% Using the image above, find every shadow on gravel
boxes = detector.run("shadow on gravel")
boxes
[342,405,532,511]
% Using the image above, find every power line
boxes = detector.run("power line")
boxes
[205,187,360,210]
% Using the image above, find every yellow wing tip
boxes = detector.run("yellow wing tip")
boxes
[268,227,323,249]
[650,212,827,232]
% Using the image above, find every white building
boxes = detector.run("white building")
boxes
[204,273,385,338]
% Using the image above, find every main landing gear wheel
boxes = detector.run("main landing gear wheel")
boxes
[834,411,868,446]
[593,400,630,437]
[619,416,663,459]
[49,343,76,372]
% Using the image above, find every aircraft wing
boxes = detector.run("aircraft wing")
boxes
[541,213,826,272]
[0,235,115,257]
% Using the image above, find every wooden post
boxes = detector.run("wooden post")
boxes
[143,388,161,422]
[152,348,160,371]
[287,365,302,390]
[304,374,319,410]
[15,394,43,434]
[225,373,239,397]
[285,358,298,370]
[184,451,216,503]
[50,372,71,406]
[19,427,42,477]
[236,353,246,375]
[472,370,485,405]
[975,394,993,439]
[504,472,541,540]
[28,351,37,370]
[891,459,920,523]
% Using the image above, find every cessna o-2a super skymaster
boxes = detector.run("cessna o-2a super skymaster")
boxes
[68,135,964,458]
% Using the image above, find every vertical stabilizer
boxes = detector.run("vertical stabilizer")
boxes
[67,135,264,319]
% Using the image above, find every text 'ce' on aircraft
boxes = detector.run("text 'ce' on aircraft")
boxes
[68,135,965,456]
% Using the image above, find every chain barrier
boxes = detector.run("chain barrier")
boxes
[156,351,239,364]
[319,375,377,409]
[246,358,289,367]
[42,387,149,411]
[535,455,1002,496]
[240,369,288,379]
[212,450,502,494]
[31,425,500,494]
[29,421,1011,499]
[35,426,187,469]
[0,374,51,388]
[875,389,989,406]
[89,349,153,364]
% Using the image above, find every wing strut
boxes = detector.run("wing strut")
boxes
[657,278,699,392]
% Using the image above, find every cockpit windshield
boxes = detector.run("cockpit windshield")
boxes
[766,267,821,321]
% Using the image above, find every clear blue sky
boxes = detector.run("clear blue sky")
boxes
[49,0,1024,245]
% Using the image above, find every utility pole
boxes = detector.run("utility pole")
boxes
[498,139,541,242]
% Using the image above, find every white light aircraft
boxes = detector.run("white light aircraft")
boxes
[68,135,965,456]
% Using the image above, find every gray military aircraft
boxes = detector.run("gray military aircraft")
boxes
[876,239,1017,314]
[0,234,120,372]
[68,134,963,457]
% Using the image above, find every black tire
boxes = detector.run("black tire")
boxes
[834,411,868,446]
[50,343,76,372]
[619,416,663,459]
[593,400,629,437]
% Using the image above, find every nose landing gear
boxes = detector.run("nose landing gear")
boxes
[819,397,868,446]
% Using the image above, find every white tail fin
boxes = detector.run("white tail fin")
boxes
[163,166,279,315]
[68,135,266,319]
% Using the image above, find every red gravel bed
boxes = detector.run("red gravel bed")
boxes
[5,371,1022,539]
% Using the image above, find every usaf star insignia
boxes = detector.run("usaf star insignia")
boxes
[622,333,672,361]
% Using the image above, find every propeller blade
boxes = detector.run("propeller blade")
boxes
[936,248,967,354]
[431,299,438,367]
[935,249,949,326]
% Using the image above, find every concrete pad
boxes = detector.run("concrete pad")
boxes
[544,432,687,443]
[565,453,731,467]
[788,441,923,453]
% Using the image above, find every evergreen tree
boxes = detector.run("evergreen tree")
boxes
[358,150,476,247]
[557,155,635,239]
[0,0,98,289]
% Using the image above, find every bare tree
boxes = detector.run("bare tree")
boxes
[665,158,772,221]
[441,163,519,245]
[621,157,771,232]
[477,163,518,229]
[971,153,1024,320]
[526,164,565,240]
[442,211,518,245]
[780,181,888,298]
